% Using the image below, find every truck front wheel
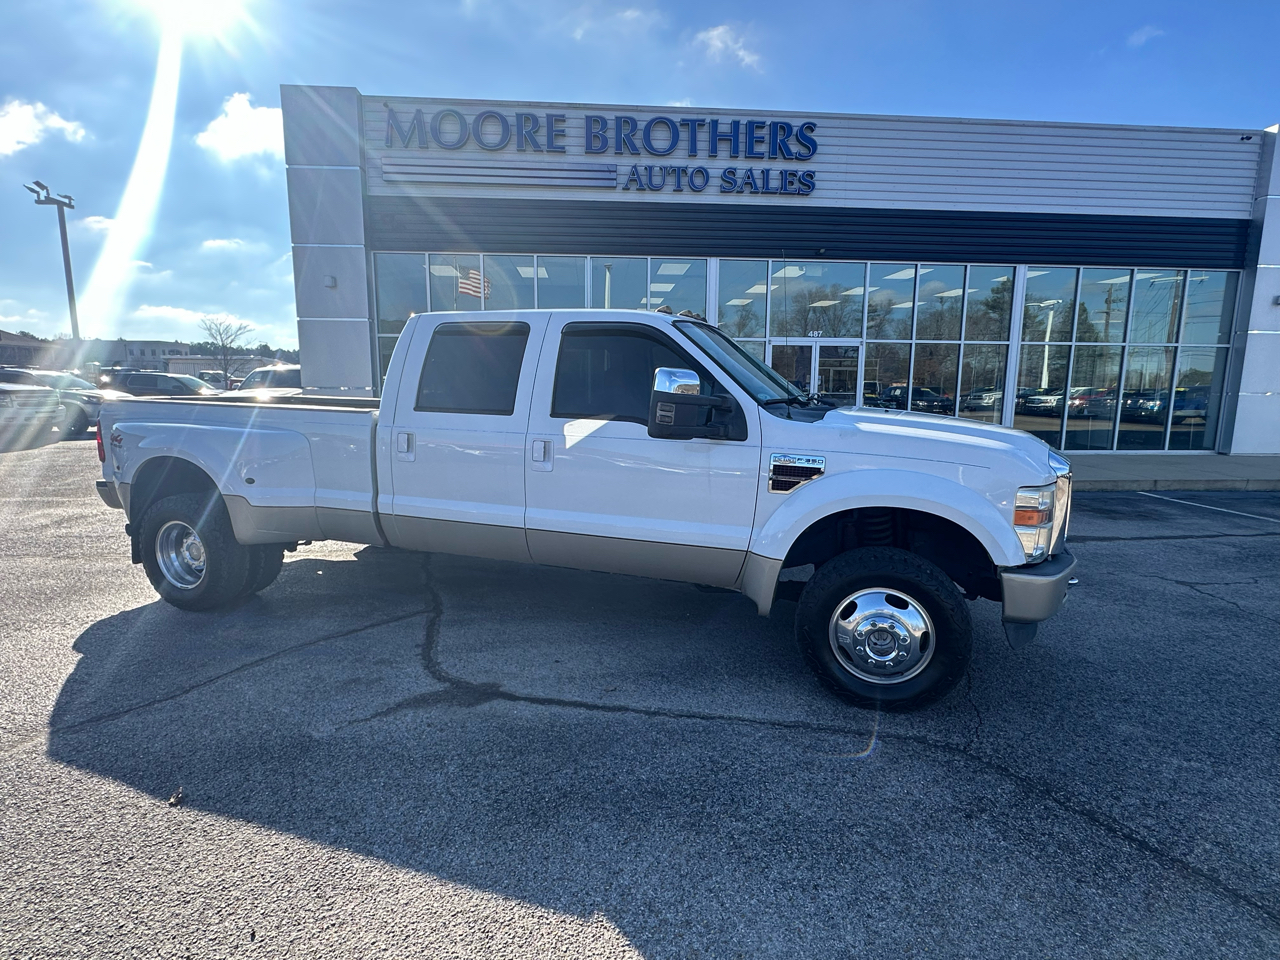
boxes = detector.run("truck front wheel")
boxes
[795,547,972,710]
[138,493,251,611]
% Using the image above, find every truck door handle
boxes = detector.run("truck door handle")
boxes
[396,431,415,461]
[530,437,553,471]
[531,439,549,462]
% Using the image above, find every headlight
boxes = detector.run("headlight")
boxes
[0,394,12,408]
[1015,455,1073,563]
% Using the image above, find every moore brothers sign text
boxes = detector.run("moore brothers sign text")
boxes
[382,105,820,196]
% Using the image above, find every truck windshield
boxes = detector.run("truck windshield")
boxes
[674,321,805,404]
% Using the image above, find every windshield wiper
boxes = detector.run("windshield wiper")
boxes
[761,394,836,408]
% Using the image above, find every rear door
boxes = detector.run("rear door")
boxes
[523,315,761,587]
[383,312,549,561]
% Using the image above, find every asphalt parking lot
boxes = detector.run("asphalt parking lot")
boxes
[1,440,1277,959]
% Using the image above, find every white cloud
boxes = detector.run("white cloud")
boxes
[572,6,661,41]
[195,93,284,162]
[201,238,246,251]
[667,98,694,108]
[1127,25,1164,47]
[0,99,86,156]
[694,25,760,70]
[78,216,115,233]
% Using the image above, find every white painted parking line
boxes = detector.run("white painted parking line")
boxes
[1137,491,1280,524]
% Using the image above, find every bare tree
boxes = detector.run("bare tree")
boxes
[198,315,253,383]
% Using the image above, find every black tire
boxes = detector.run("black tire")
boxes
[795,547,972,711]
[65,407,89,438]
[239,545,286,596]
[138,492,251,611]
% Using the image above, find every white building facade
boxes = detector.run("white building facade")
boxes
[281,85,1280,455]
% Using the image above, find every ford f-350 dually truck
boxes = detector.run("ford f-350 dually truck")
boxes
[96,309,1075,710]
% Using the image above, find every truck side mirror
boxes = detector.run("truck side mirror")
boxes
[648,367,746,441]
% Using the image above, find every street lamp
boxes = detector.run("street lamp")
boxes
[23,181,80,341]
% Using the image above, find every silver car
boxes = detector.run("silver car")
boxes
[0,368,125,436]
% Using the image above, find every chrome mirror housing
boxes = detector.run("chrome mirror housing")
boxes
[653,367,700,396]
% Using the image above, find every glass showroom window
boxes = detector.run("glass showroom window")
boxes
[590,257,649,309]
[770,261,866,339]
[1016,266,1237,451]
[650,259,707,317]
[717,260,768,360]
[537,256,587,308]
[374,252,427,378]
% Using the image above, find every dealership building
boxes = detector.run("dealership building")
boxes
[279,85,1279,455]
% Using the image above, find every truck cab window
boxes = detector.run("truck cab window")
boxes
[415,321,530,415]
[551,325,707,425]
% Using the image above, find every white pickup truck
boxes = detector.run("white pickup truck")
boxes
[96,309,1076,710]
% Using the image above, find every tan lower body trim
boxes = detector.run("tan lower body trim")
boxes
[388,515,532,563]
[526,529,745,587]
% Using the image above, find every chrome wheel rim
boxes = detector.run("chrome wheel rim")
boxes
[828,587,935,685]
[155,520,206,590]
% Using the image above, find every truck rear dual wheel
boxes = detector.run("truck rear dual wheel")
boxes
[139,494,285,611]
[795,547,972,711]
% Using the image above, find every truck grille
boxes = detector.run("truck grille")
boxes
[769,454,825,493]
[9,393,58,413]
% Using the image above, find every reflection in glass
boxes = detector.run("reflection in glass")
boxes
[770,344,813,393]
[964,267,1014,341]
[1181,272,1238,345]
[1076,269,1130,343]
[1015,343,1070,446]
[650,258,707,317]
[817,346,859,405]
[378,336,398,381]
[537,256,586,308]
[738,340,766,362]
[769,261,865,338]
[590,257,649,309]
[911,343,959,415]
[1117,346,1174,450]
[1168,347,1228,450]
[1129,270,1185,343]
[483,255,535,311]
[1063,345,1122,450]
[915,265,965,340]
[863,342,911,408]
[717,260,768,337]
[959,344,1007,423]
[374,253,426,335]
[429,254,483,311]
[1022,268,1076,343]
[866,264,915,340]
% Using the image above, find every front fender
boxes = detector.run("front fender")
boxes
[750,468,1026,568]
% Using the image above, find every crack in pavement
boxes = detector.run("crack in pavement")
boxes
[1070,532,1279,544]
[0,607,430,760]
[349,553,1280,932]
[1142,575,1280,626]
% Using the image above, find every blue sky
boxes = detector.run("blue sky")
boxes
[2,0,1277,349]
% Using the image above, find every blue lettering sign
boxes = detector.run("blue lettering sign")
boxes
[744,121,766,159]
[385,106,429,148]
[546,113,567,153]
[797,170,816,194]
[430,108,469,149]
[769,121,795,160]
[642,116,679,156]
[516,113,542,152]
[720,167,739,192]
[709,119,740,158]
[644,164,667,189]
[795,122,818,160]
[623,164,645,190]
[679,118,706,157]
[615,116,640,155]
[669,165,686,191]
[585,115,610,154]
[688,167,710,192]
[471,110,511,151]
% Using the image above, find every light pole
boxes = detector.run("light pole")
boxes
[23,181,80,341]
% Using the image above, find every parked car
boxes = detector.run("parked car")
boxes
[0,368,126,436]
[1172,386,1209,423]
[235,364,303,397]
[0,381,64,448]
[1120,390,1169,423]
[1017,390,1063,416]
[960,388,1002,412]
[96,309,1076,712]
[108,372,222,398]
[197,370,233,390]
[908,387,954,415]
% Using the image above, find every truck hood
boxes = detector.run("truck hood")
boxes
[805,405,1055,482]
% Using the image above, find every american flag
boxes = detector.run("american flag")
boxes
[457,268,490,300]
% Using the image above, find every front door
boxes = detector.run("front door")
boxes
[523,316,761,587]
[769,340,862,406]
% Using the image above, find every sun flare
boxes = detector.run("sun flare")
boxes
[128,0,248,38]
